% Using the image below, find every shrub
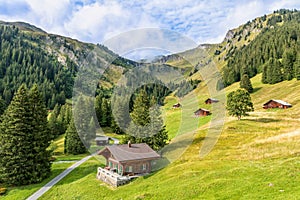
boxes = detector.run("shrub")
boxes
[0,187,7,195]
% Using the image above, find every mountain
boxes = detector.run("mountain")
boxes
[156,9,300,88]
[0,21,136,108]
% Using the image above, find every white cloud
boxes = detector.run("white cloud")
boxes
[0,0,300,58]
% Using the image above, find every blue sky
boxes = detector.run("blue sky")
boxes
[1,0,300,59]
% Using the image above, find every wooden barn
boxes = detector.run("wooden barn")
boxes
[205,98,219,104]
[172,103,181,108]
[194,108,211,117]
[95,136,111,146]
[98,142,160,176]
[263,100,292,109]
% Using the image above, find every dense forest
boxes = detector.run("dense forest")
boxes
[0,25,77,108]
[222,9,300,86]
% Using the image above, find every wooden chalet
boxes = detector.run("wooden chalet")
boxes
[205,98,219,104]
[263,100,292,109]
[95,136,111,146]
[172,103,181,108]
[194,108,211,117]
[98,142,160,176]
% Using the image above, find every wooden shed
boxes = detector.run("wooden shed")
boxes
[98,142,160,176]
[194,108,211,117]
[205,98,219,104]
[95,136,111,146]
[263,100,292,109]
[172,103,181,108]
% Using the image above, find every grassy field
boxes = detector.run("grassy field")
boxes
[0,162,73,200]
[34,74,300,199]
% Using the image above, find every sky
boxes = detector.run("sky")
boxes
[1,0,300,59]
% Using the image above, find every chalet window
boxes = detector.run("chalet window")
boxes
[142,163,146,170]
[125,166,132,172]
[109,161,112,168]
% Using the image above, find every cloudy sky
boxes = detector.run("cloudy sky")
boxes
[1,0,300,59]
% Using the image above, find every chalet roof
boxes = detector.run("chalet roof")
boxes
[194,108,210,113]
[99,143,160,162]
[264,99,292,106]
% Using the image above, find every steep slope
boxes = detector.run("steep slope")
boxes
[157,9,300,87]
[0,21,136,108]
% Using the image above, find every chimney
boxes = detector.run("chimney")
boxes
[128,140,131,148]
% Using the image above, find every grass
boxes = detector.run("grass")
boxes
[36,74,300,199]
[50,134,89,162]
[0,163,73,200]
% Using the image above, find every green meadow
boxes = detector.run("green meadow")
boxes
[34,74,300,199]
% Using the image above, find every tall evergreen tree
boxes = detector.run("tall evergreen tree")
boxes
[0,96,6,116]
[282,49,295,80]
[294,53,300,80]
[130,89,150,126]
[65,118,86,154]
[0,84,51,185]
[72,96,95,149]
[28,84,52,182]
[240,74,253,93]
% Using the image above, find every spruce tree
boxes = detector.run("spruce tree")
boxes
[130,89,150,126]
[72,96,95,149]
[271,59,283,84]
[65,118,86,154]
[294,53,300,80]
[28,84,52,182]
[0,96,6,116]
[0,84,51,185]
[240,74,253,93]
[282,49,295,80]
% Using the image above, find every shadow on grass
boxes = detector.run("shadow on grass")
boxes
[244,118,281,123]
[252,87,262,93]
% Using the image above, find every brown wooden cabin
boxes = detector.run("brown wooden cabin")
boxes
[194,108,211,117]
[263,100,292,109]
[172,103,181,108]
[95,136,111,146]
[98,143,160,176]
[205,98,219,104]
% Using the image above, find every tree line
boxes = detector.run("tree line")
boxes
[222,10,300,87]
[0,25,77,109]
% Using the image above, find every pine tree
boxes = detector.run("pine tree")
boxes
[72,96,95,149]
[0,84,51,185]
[130,89,150,126]
[240,74,253,93]
[282,49,295,80]
[65,118,86,154]
[271,59,283,84]
[0,96,6,116]
[294,53,300,80]
[226,89,254,120]
[28,84,52,182]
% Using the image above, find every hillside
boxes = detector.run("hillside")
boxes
[157,9,300,88]
[0,21,136,108]
[16,73,298,200]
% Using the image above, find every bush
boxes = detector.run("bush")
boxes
[0,187,7,195]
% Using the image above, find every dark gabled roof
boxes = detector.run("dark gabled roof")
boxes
[98,143,160,162]
[194,108,210,113]
[263,99,292,106]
